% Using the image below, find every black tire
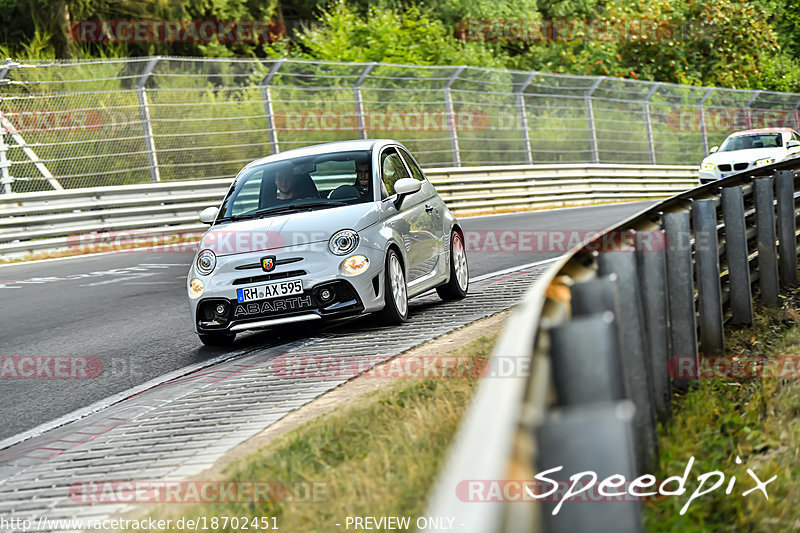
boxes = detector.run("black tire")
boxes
[198,332,236,346]
[377,249,409,324]
[437,230,469,301]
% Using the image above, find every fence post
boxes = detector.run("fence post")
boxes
[517,73,536,164]
[261,59,284,155]
[745,90,761,129]
[444,66,466,167]
[137,57,160,183]
[353,62,376,141]
[698,88,715,156]
[775,170,798,288]
[692,199,724,356]
[644,83,659,165]
[755,176,780,306]
[586,77,602,164]
[663,211,698,387]
[722,186,754,324]
[0,59,19,194]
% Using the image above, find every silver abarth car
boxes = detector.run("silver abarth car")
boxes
[187,139,469,345]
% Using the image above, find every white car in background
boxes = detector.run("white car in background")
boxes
[698,128,800,184]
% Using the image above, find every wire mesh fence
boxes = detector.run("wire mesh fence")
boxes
[1,56,799,193]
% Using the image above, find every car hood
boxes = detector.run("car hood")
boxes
[200,203,381,256]
[704,147,786,165]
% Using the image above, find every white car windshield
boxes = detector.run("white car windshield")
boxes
[217,150,373,220]
[719,133,783,152]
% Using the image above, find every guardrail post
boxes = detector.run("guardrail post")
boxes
[597,249,658,474]
[722,186,754,324]
[0,127,11,194]
[635,230,672,422]
[353,62,376,140]
[261,59,284,155]
[663,211,698,388]
[586,78,602,163]
[517,73,536,164]
[534,401,642,532]
[692,199,724,355]
[775,170,798,288]
[550,312,625,405]
[644,83,660,165]
[444,66,466,166]
[755,176,780,306]
[137,57,160,183]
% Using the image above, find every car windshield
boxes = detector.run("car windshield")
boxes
[217,150,373,220]
[719,133,783,152]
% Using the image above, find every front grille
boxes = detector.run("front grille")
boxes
[718,164,732,172]
[232,269,307,286]
[733,162,749,171]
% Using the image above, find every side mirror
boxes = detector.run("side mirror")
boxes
[788,140,800,149]
[199,206,218,224]
[393,178,422,209]
[709,146,719,154]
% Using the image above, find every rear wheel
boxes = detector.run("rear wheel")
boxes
[198,332,236,346]
[377,249,408,324]
[437,230,469,301]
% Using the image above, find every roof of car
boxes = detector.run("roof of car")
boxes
[729,128,796,136]
[244,139,399,168]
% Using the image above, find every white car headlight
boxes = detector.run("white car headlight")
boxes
[701,163,715,171]
[755,158,776,167]
[195,249,216,275]
[329,230,359,256]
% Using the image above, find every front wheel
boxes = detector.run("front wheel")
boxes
[437,230,469,301]
[377,249,409,324]
[198,332,236,346]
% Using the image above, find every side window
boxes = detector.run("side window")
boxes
[399,149,425,182]
[380,147,411,196]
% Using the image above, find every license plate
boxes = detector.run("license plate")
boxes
[236,279,303,303]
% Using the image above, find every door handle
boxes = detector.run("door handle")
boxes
[425,204,435,214]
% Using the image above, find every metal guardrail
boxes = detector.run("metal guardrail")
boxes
[1,57,796,193]
[0,163,696,258]
[425,158,800,532]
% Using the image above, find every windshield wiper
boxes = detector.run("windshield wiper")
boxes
[254,201,348,217]
[215,213,257,223]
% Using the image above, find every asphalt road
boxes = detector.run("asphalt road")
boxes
[0,201,653,441]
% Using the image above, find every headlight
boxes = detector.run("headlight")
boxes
[700,163,715,171]
[189,278,205,299]
[342,255,369,275]
[755,158,776,167]
[329,230,359,256]
[196,249,216,275]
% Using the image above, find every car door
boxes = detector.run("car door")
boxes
[398,147,443,267]
[379,146,437,284]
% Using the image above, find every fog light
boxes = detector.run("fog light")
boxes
[342,254,369,275]
[215,304,226,315]
[189,278,205,299]
[319,288,334,302]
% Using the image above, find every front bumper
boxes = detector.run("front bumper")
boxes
[188,241,386,334]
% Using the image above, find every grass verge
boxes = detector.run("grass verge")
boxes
[645,294,800,532]
[138,334,499,532]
